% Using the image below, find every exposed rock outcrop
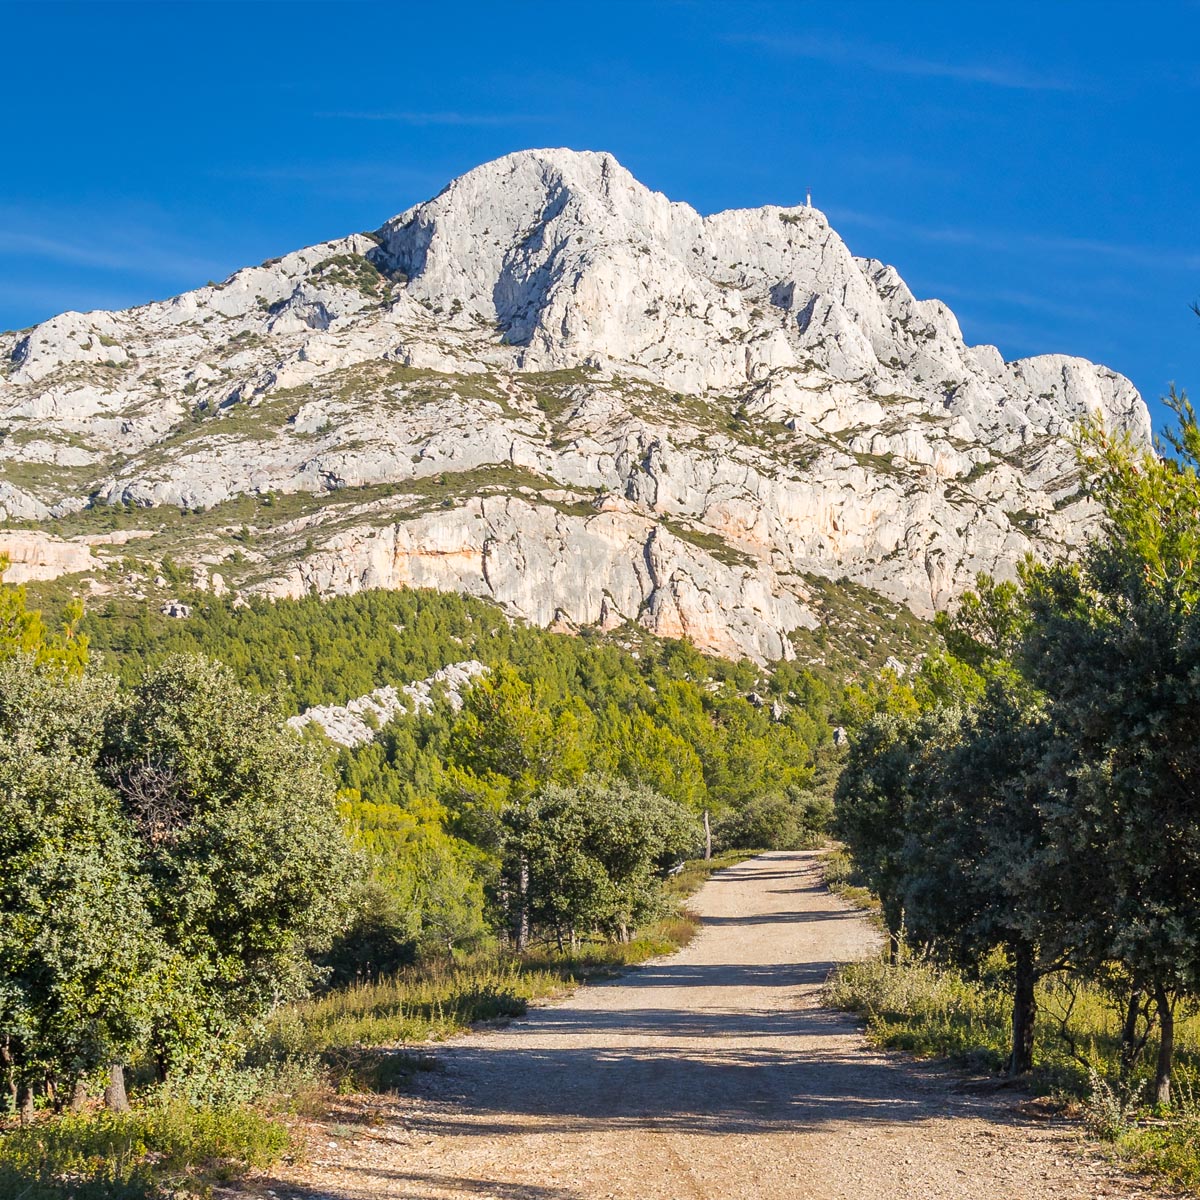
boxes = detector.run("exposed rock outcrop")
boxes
[289,661,488,747]
[0,149,1151,660]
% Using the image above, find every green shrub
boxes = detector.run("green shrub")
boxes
[715,791,830,851]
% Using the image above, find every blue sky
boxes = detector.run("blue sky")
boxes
[2,1,1196,431]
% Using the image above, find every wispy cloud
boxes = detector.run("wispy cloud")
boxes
[829,206,1200,273]
[730,33,1077,92]
[924,281,1108,325]
[0,226,223,281]
[316,110,542,126]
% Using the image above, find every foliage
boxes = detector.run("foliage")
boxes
[831,378,1200,1117]
[713,789,831,850]
[1020,390,1200,1102]
[833,705,962,957]
[0,644,358,1118]
[101,655,360,1075]
[503,777,701,945]
[79,586,839,956]
[0,1101,289,1198]
[0,737,155,1110]
[0,555,88,676]
[901,678,1065,1072]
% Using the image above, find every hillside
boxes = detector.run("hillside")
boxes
[0,149,1151,662]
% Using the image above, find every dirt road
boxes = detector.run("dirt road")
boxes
[265,851,1171,1199]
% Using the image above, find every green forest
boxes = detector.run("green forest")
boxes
[0,529,855,1194]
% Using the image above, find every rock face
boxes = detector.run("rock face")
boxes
[289,661,488,747]
[0,149,1151,661]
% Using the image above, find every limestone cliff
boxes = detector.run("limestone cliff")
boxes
[0,149,1150,661]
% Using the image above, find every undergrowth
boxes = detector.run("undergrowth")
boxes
[820,846,879,913]
[0,1103,288,1199]
[826,953,1200,1190]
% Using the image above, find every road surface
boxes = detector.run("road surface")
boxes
[255,851,1169,1199]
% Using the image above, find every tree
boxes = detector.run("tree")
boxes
[1021,391,1200,1103]
[0,556,88,676]
[0,745,154,1118]
[449,665,587,801]
[449,666,587,948]
[834,707,961,960]
[102,654,359,1073]
[504,777,700,947]
[902,679,1064,1074]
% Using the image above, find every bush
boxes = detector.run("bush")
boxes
[716,790,830,851]
[826,956,1011,1070]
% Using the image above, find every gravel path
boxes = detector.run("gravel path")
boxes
[260,851,1174,1199]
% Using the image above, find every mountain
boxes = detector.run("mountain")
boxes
[0,149,1150,662]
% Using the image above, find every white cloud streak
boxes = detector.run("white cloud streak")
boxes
[729,32,1078,92]
[0,222,225,281]
[316,110,543,126]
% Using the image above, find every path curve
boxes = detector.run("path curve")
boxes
[271,851,1172,1199]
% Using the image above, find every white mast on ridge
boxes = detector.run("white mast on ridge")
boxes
[806,187,812,208]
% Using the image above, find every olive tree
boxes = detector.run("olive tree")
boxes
[0,746,154,1117]
[902,679,1066,1074]
[102,654,359,1074]
[504,776,700,947]
[834,706,962,960]
[1022,392,1200,1103]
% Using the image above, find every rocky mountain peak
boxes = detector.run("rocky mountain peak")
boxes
[0,151,1152,663]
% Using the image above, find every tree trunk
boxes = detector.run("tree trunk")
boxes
[104,1063,130,1113]
[881,899,902,964]
[1007,942,1037,1076]
[514,857,529,953]
[1154,980,1174,1107]
[703,809,712,861]
[1,1038,15,1113]
[18,1082,35,1124]
[70,1077,89,1113]
[1119,986,1144,1078]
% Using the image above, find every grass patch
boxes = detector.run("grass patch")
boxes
[826,952,1200,1189]
[819,846,878,913]
[658,518,754,568]
[0,1102,289,1199]
[664,849,759,900]
[1116,1110,1200,1192]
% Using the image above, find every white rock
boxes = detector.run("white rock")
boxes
[0,149,1154,661]
[289,661,488,747]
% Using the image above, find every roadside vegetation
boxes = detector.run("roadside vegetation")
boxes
[830,386,1200,1189]
[0,545,816,1196]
